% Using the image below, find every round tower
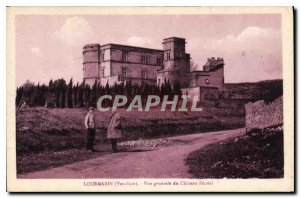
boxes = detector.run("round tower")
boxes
[83,43,100,87]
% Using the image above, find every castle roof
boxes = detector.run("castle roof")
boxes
[100,43,163,54]
[83,43,100,49]
[162,37,186,44]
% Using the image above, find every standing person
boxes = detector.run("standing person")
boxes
[85,107,96,152]
[107,111,122,153]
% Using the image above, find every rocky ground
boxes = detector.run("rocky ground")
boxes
[186,126,283,178]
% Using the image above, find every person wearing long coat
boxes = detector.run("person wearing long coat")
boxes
[107,112,122,153]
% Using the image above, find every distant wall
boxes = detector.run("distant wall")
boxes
[181,87,200,101]
[100,75,119,86]
[245,96,283,130]
[193,67,224,90]
[181,86,220,102]
[199,87,219,101]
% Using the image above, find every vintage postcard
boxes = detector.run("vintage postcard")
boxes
[7,7,294,192]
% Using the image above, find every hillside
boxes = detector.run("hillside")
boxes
[16,107,242,156]
[16,79,283,175]
[186,126,283,178]
[224,79,283,103]
[16,79,283,156]
[16,107,244,174]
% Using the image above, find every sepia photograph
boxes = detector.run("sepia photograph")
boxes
[6,6,294,192]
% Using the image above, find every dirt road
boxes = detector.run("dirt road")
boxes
[19,128,245,179]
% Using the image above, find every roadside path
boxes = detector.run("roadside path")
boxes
[20,128,245,178]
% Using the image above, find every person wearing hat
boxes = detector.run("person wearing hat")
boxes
[85,107,96,152]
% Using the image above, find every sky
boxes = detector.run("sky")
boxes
[15,14,282,87]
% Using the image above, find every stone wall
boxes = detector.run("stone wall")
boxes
[245,96,283,130]
[181,87,200,101]
[199,86,219,101]
[83,44,101,86]
[100,75,119,87]
[111,62,161,82]
[192,67,224,91]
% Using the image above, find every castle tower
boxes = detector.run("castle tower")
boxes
[162,37,189,72]
[82,44,100,87]
[202,57,225,90]
[157,37,190,86]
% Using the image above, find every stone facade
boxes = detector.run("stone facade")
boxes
[181,86,219,102]
[156,37,190,86]
[188,58,225,90]
[83,44,101,86]
[82,37,225,101]
[83,43,163,87]
[245,96,283,131]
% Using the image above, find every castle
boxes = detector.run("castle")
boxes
[83,37,225,101]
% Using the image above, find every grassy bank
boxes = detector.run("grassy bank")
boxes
[16,107,243,156]
[186,127,283,178]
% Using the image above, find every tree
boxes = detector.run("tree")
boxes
[173,80,182,97]
[66,78,74,108]
[52,78,66,108]
[16,87,24,108]
[16,77,185,108]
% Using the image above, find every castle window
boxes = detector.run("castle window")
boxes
[205,79,210,84]
[166,52,171,61]
[100,52,105,62]
[100,68,104,77]
[157,58,163,66]
[141,56,146,64]
[122,68,127,77]
[175,51,179,59]
[141,70,146,79]
[141,55,149,64]
[122,52,128,62]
